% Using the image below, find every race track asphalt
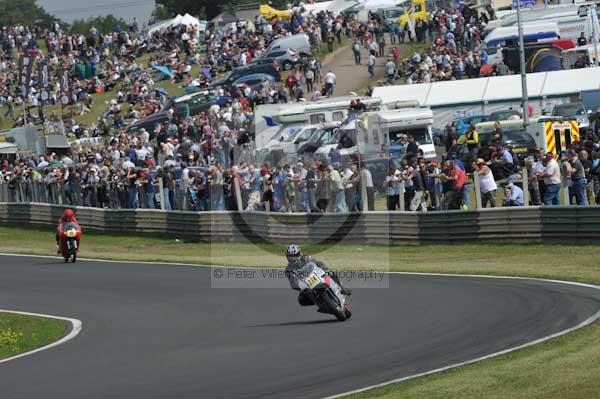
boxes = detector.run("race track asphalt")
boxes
[1,254,600,399]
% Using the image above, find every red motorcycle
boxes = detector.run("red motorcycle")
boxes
[58,222,82,263]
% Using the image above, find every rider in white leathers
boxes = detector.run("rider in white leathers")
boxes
[284,244,351,306]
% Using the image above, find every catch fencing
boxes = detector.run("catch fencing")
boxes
[1,202,599,244]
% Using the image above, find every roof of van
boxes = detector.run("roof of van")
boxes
[374,108,434,123]
[484,22,559,44]
[256,95,378,116]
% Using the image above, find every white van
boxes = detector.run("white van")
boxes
[267,34,312,56]
[484,22,559,48]
[484,22,560,64]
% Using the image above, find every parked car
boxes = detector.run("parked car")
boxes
[172,91,231,117]
[451,115,491,135]
[251,48,299,71]
[489,109,522,121]
[126,112,170,137]
[231,73,276,92]
[248,57,284,70]
[210,63,280,89]
[552,102,590,129]
[267,33,311,56]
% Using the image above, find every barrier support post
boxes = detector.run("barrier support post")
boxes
[561,175,570,205]
[473,172,482,209]
[522,167,529,206]
[158,178,166,211]
[399,181,405,211]
[361,181,368,212]
[234,178,243,211]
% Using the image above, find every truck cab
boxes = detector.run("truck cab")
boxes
[398,0,430,27]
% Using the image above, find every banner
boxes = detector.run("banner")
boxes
[18,55,34,87]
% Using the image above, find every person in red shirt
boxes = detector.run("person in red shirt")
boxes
[56,209,78,253]
[441,160,467,210]
[285,75,297,99]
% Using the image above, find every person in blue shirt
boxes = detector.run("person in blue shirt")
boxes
[502,182,524,206]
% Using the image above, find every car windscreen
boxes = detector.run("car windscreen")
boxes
[384,9,404,18]
[552,104,585,116]
[388,127,432,144]
[317,128,338,144]
[467,115,489,124]
[295,128,316,142]
[503,130,535,145]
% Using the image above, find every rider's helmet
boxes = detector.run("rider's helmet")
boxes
[286,244,301,264]
[63,209,74,220]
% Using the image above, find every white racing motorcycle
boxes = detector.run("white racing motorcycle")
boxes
[295,262,352,321]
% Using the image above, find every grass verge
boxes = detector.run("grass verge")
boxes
[0,312,67,360]
[0,225,599,398]
[1,225,599,284]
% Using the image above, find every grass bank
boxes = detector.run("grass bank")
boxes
[0,312,67,360]
[0,225,599,398]
[0,225,599,285]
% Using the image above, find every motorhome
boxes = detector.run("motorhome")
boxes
[254,96,382,148]
[367,108,436,160]
[484,3,580,33]
[484,3,598,42]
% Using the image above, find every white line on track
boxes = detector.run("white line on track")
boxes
[1,252,600,398]
[0,309,82,364]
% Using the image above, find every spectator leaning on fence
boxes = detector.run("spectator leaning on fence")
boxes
[542,153,562,206]
[475,158,497,208]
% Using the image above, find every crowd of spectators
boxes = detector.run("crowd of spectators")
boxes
[2,6,600,213]
[391,8,495,84]
[440,123,600,208]
[0,8,391,212]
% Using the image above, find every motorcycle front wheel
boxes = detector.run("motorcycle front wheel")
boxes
[321,290,347,321]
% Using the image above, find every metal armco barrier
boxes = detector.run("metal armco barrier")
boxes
[1,203,599,244]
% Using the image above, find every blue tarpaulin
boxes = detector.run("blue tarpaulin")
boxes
[152,65,174,79]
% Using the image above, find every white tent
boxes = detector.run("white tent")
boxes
[147,14,206,37]
[372,67,600,128]
[357,0,400,9]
